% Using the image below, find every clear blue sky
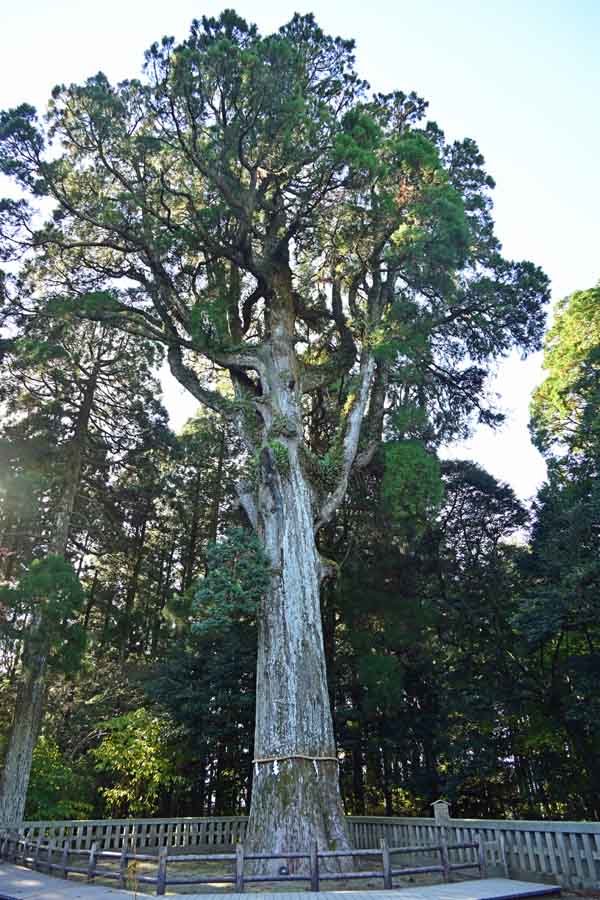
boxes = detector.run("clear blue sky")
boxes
[2,0,599,499]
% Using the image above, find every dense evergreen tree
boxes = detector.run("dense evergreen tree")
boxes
[0,311,169,826]
[517,283,600,818]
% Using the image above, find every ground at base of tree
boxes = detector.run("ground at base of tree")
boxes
[1,862,585,900]
[85,852,449,895]
[0,852,495,896]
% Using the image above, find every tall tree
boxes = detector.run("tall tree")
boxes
[0,313,168,826]
[520,282,600,818]
[0,12,548,852]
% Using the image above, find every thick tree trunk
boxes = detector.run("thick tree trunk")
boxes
[244,292,351,863]
[247,458,349,860]
[0,645,47,827]
[239,274,376,865]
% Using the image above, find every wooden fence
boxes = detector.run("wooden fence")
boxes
[9,814,600,889]
[0,830,486,895]
[17,816,247,852]
[350,816,600,889]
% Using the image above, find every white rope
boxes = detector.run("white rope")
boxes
[252,754,340,764]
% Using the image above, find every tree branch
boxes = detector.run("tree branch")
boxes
[353,359,389,468]
[300,279,357,392]
[235,480,258,531]
[315,346,376,531]
[167,344,235,420]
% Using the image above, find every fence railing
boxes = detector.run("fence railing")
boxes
[0,831,487,895]
[16,816,248,852]
[9,814,600,889]
[350,815,600,889]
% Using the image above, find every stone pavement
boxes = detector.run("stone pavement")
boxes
[0,865,562,900]
[0,863,134,899]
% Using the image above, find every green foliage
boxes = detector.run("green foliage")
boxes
[381,440,443,533]
[25,736,93,820]
[0,9,549,453]
[144,611,257,815]
[190,293,230,348]
[358,653,404,711]
[45,291,123,321]
[389,402,429,438]
[269,414,297,438]
[193,528,271,634]
[334,109,382,175]
[91,709,184,816]
[0,555,86,673]
[521,285,600,785]
[267,439,290,476]
[332,458,535,817]
[530,284,600,454]
[299,442,344,495]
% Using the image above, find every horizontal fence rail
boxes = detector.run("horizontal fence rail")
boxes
[5,814,600,890]
[0,831,485,895]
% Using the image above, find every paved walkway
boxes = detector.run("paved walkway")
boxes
[0,863,133,899]
[0,865,561,900]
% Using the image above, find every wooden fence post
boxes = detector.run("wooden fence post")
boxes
[381,837,392,889]
[498,833,509,878]
[118,843,128,889]
[61,840,69,879]
[157,845,168,896]
[33,836,42,870]
[87,841,97,882]
[310,840,320,892]
[47,839,55,872]
[477,833,487,877]
[235,843,245,892]
[439,827,450,883]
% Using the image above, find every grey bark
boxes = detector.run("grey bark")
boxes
[246,447,349,864]
[0,645,47,827]
[238,273,376,866]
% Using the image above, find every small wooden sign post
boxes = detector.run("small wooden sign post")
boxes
[431,799,450,824]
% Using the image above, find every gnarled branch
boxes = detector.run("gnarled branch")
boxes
[167,344,235,420]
